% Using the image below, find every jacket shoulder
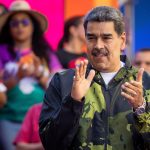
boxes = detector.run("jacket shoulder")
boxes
[50,69,75,98]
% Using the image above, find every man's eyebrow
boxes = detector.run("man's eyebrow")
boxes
[86,33,95,36]
[102,33,112,37]
[86,33,113,37]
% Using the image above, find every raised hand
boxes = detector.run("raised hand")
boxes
[71,60,95,102]
[121,68,144,109]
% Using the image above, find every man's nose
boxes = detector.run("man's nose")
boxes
[95,38,104,49]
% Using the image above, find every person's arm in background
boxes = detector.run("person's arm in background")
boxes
[0,92,6,108]
[16,143,44,150]
[0,82,7,108]
[36,52,63,89]
[0,45,18,90]
[0,52,7,107]
[0,70,7,108]
[14,105,44,150]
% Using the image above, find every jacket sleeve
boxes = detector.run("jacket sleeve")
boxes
[39,73,84,150]
[134,89,150,149]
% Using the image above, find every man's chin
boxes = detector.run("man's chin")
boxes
[92,63,107,72]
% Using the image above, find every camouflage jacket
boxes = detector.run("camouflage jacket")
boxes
[39,56,150,150]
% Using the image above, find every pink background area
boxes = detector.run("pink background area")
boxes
[0,0,64,50]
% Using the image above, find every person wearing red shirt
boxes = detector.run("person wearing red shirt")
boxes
[14,103,43,150]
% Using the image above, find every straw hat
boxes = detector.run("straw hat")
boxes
[0,0,48,32]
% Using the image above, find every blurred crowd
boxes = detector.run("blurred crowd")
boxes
[0,1,149,150]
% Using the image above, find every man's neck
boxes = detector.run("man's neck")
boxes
[100,61,125,85]
[100,61,125,73]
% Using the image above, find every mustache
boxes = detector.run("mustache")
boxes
[91,48,109,57]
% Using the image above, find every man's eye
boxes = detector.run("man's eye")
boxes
[146,62,150,65]
[103,36,112,40]
[87,37,96,40]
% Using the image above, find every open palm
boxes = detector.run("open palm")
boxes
[71,60,95,101]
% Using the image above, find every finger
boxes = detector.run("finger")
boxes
[74,65,80,81]
[121,84,137,96]
[33,54,41,65]
[121,91,134,103]
[136,68,144,83]
[79,61,84,78]
[87,69,95,82]
[121,91,142,109]
[122,82,139,92]
[73,76,76,81]
[129,80,142,88]
[83,59,88,78]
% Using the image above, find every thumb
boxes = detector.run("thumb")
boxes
[136,68,144,83]
[87,70,95,83]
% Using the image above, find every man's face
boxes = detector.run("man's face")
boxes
[85,21,126,72]
[134,51,150,74]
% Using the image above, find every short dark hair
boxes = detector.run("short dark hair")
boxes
[83,6,125,36]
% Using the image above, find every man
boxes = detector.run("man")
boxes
[39,6,150,150]
[134,48,150,74]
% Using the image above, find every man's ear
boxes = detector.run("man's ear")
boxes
[120,32,126,50]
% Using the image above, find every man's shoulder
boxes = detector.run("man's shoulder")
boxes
[55,69,75,78]
[50,69,75,87]
[48,69,75,98]
[142,71,150,89]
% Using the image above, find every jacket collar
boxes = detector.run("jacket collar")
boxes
[87,55,138,85]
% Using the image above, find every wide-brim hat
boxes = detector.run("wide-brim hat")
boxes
[0,0,48,32]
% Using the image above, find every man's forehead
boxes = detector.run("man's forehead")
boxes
[86,21,114,27]
[86,21,115,34]
[86,21,115,36]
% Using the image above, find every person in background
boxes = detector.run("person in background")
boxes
[134,48,150,74]
[0,3,8,16]
[14,103,44,150]
[0,0,61,150]
[39,6,150,150]
[133,48,150,90]
[56,16,87,69]
[0,3,8,118]
[0,76,7,150]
